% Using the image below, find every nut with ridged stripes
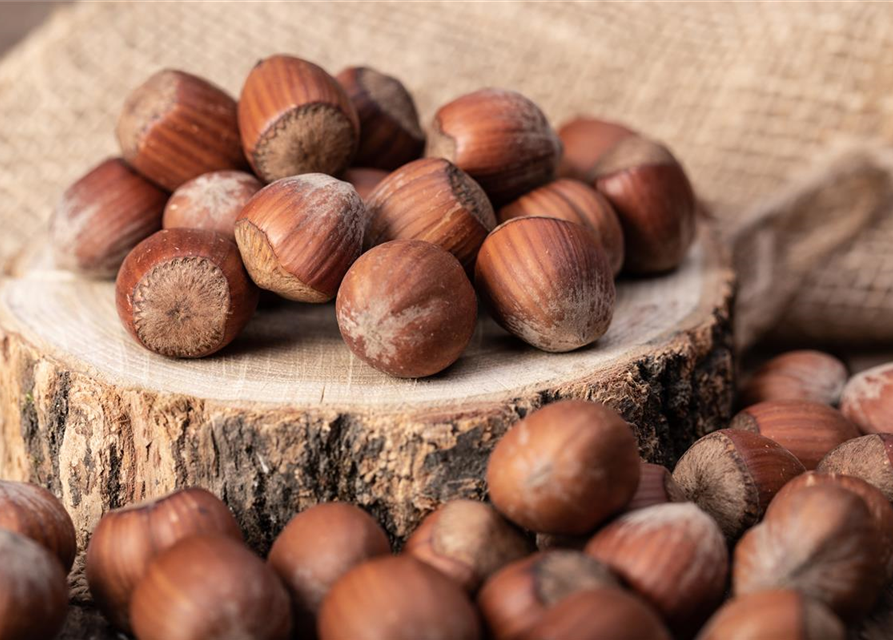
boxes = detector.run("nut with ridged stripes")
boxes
[557,116,637,182]
[739,350,848,407]
[0,480,76,572]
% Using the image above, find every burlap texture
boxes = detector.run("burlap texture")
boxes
[3,1,893,346]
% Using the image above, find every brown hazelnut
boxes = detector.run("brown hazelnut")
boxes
[130,534,292,640]
[497,178,625,275]
[557,117,638,182]
[0,530,69,640]
[730,400,859,470]
[840,362,893,434]
[521,587,671,640]
[672,429,805,540]
[267,502,390,635]
[0,480,76,572]
[487,400,639,535]
[235,174,365,302]
[739,350,848,407]
[404,499,531,593]
[50,157,167,278]
[475,217,615,353]
[116,228,259,358]
[162,170,262,241]
[817,433,893,500]
[86,487,242,631]
[343,167,388,201]
[696,590,845,640]
[477,550,619,640]
[585,503,728,636]
[335,66,425,170]
[335,239,477,378]
[592,136,696,274]
[364,157,496,272]
[317,556,481,640]
[117,69,246,191]
[733,484,885,621]
[239,55,359,182]
[624,461,687,513]
[428,88,561,205]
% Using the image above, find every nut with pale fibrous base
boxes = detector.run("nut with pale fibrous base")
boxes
[404,500,531,593]
[738,350,848,407]
[557,116,637,182]
[343,167,388,201]
[672,429,805,540]
[817,433,893,500]
[163,170,262,241]
[840,362,893,434]
[0,480,76,572]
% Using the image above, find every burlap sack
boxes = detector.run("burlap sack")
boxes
[3,1,893,348]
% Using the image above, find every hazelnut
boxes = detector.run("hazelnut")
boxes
[239,55,359,182]
[335,66,425,170]
[267,503,390,635]
[130,534,292,640]
[162,170,262,241]
[364,157,496,272]
[117,69,246,191]
[522,588,671,640]
[404,499,531,592]
[335,239,477,378]
[739,350,848,407]
[696,590,845,640]
[0,530,68,640]
[556,117,637,182]
[840,361,893,434]
[50,157,167,278]
[86,487,242,631]
[428,88,561,205]
[0,480,76,572]
[585,503,728,636]
[497,178,625,275]
[235,174,365,302]
[623,461,687,513]
[116,228,259,358]
[317,556,481,640]
[730,400,859,470]
[475,217,615,353]
[486,400,639,535]
[733,484,885,621]
[477,550,619,640]
[817,434,893,500]
[672,429,805,540]
[343,167,388,201]
[592,136,696,274]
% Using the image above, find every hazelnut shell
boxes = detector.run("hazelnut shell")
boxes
[739,350,848,407]
[162,170,262,241]
[343,167,388,202]
[0,480,76,572]
[557,117,637,182]
[817,433,893,500]
[840,362,893,434]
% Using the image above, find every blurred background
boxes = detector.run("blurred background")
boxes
[0,2,64,54]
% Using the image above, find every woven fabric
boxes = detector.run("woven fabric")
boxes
[2,2,893,344]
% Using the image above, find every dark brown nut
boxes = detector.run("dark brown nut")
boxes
[730,400,859,470]
[672,429,805,540]
[733,484,885,621]
[585,503,728,637]
[50,157,167,278]
[623,461,687,513]
[343,167,388,201]
[739,350,848,407]
[696,590,845,640]
[336,66,425,170]
[487,400,640,535]
[497,178,625,275]
[840,362,893,434]
[267,503,390,635]
[428,88,561,205]
[817,434,893,500]
[404,500,531,593]
[86,487,242,631]
[853,583,893,640]
[335,239,477,378]
[116,228,259,358]
[117,69,246,191]
[521,588,671,640]
[0,480,76,572]
[235,174,365,302]
[162,170,262,241]
[0,530,69,640]
[130,535,292,640]
[475,217,615,352]
[592,136,696,274]
[317,556,481,640]
[364,157,495,272]
[556,117,637,182]
[477,550,619,640]
[239,55,359,182]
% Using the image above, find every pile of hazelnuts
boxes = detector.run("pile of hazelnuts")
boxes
[49,54,696,377]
